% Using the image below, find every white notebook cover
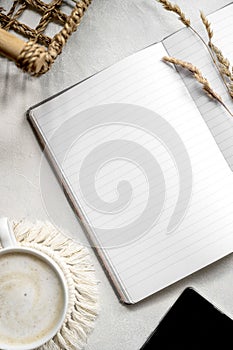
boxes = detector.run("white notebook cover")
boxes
[28,5,233,303]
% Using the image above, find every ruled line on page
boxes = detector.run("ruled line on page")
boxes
[127,229,233,291]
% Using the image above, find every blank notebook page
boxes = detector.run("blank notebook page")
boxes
[30,41,233,303]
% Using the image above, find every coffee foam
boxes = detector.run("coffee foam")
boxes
[0,252,65,346]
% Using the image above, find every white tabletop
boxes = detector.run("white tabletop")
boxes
[0,1,232,349]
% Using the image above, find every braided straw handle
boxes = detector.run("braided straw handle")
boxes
[0,28,46,74]
[0,0,92,76]
[37,0,92,76]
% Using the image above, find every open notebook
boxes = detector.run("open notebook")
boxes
[28,4,233,304]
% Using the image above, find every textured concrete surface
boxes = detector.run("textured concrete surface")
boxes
[0,1,232,349]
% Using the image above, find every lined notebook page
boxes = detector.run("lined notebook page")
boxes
[164,3,233,170]
[30,41,233,303]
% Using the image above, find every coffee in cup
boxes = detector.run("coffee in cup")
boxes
[0,218,68,350]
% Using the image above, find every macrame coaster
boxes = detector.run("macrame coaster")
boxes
[8,219,99,350]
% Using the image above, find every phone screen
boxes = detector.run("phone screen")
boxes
[141,288,233,349]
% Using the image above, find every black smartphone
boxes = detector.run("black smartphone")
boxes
[141,287,233,349]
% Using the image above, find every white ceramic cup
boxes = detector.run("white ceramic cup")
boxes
[0,217,68,350]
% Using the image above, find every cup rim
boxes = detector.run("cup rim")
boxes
[0,246,68,350]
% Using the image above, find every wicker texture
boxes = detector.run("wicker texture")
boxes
[0,0,92,76]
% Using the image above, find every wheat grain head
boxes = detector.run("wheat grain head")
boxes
[163,56,222,102]
[157,0,190,26]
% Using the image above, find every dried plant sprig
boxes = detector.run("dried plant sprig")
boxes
[200,11,213,40]
[163,56,222,102]
[0,7,5,12]
[163,56,233,117]
[163,55,233,117]
[157,1,211,57]
[199,11,233,86]
[229,83,233,97]
[210,44,230,71]
[209,43,233,98]
[200,11,233,97]
[157,2,217,75]
[157,0,190,26]
[157,1,233,104]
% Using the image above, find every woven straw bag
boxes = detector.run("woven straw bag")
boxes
[0,0,92,76]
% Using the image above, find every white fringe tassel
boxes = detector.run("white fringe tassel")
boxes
[11,220,99,350]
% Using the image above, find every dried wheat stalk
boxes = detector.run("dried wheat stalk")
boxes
[211,44,230,71]
[200,11,213,40]
[163,56,233,117]
[163,56,222,101]
[157,1,216,70]
[157,0,190,26]
[157,0,233,112]
[211,44,232,77]
[200,11,233,98]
